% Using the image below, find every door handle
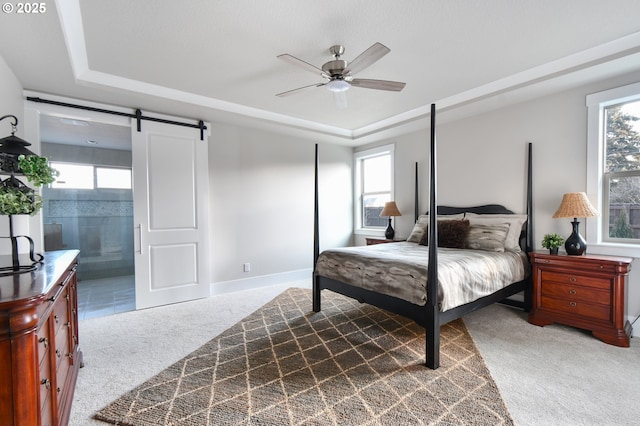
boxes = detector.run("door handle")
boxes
[136,224,143,254]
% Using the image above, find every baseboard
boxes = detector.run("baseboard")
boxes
[210,268,312,295]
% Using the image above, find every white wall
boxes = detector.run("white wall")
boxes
[361,69,640,322]
[209,122,352,288]
[0,55,27,255]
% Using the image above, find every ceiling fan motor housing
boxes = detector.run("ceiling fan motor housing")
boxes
[322,60,348,77]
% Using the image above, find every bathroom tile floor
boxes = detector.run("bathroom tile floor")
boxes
[76,275,135,320]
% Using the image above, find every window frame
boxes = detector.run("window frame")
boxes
[353,144,395,236]
[586,81,640,257]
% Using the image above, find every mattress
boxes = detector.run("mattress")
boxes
[315,241,529,311]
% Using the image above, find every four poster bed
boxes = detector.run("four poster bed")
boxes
[312,104,533,369]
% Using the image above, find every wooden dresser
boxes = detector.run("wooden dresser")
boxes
[0,250,81,426]
[528,251,633,347]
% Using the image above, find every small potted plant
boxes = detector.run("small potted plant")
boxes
[542,233,564,255]
[0,155,58,216]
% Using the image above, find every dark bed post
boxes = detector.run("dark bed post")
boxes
[426,103,440,369]
[525,142,533,311]
[313,143,321,312]
[415,162,419,223]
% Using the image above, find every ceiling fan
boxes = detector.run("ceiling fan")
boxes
[276,42,406,107]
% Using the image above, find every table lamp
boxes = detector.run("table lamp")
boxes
[380,201,401,239]
[552,192,598,255]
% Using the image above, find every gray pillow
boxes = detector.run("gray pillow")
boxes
[465,223,510,252]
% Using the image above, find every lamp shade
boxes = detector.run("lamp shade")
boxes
[380,201,401,217]
[552,192,598,219]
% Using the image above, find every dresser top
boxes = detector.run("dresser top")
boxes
[530,250,633,265]
[0,250,80,306]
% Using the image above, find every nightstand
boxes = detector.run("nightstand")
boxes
[528,251,633,347]
[365,238,402,245]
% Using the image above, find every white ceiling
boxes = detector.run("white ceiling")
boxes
[1,0,640,147]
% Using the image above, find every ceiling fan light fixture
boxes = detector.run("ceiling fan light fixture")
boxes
[326,79,350,93]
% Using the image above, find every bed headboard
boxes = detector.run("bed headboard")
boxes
[435,204,529,252]
[437,204,513,215]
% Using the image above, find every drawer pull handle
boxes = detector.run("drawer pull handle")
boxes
[66,322,71,328]
[39,337,48,349]
[599,265,604,269]
[569,277,577,282]
[54,315,59,324]
[67,353,73,359]
[47,296,55,303]
[570,301,577,307]
[569,289,577,295]
[56,349,61,358]
[41,378,50,389]
[57,387,61,394]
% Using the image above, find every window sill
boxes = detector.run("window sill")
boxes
[586,242,640,259]
[354,228,385,237]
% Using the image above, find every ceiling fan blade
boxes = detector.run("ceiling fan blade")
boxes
[349,78,406,91]
[344,42,390,75]
[276,83,326,97]
[277,54,325,76]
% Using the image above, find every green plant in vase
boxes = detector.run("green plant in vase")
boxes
[542,233,565,254]
[0,155,57,216]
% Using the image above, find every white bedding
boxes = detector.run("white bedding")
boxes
[315,241,529,311]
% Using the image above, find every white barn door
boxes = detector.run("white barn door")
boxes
[132,120,210,310]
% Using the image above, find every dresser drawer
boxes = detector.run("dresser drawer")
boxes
[52,291,69,336]
[36,324,51,367]
[541,281,610,305]
[41,389,53,426]
[540,270,611,290]
[533,257,622,274]
[39,351,53,412]
[54,325,70,370]
[56,354,71,405]
[540,295,611,322]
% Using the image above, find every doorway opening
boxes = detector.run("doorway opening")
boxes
[39,114,134,319]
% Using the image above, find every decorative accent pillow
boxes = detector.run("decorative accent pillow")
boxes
[419,219,470,248]
[465,214,527,252]
[406,214,464,243]
[465,223,510,252]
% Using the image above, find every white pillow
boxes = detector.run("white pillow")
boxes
[464,213,527,252]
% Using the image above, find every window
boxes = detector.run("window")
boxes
[586,82,640,256]
[51,163,94,189]
[96,167,132,189]
[50,162,132,190]
[354,144,394,233]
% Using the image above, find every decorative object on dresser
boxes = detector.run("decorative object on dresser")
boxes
[528,251,632,347]
[552,192,599,255]
[0,114,58,275]
[379,201,401,239]
[0,250,82,426]
[541,233,565,255]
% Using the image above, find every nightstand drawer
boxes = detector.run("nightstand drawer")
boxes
[541,281,610,305]
[540,295,610,322]
[540,270,611,290]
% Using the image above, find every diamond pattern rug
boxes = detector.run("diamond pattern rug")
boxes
[95,288,513,425]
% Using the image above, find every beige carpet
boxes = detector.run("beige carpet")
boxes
[94,288,513,425]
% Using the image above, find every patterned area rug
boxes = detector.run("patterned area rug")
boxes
[95,288,513,425]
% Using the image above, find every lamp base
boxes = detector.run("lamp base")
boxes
[565,219,586,255]
[385,218,395,240]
